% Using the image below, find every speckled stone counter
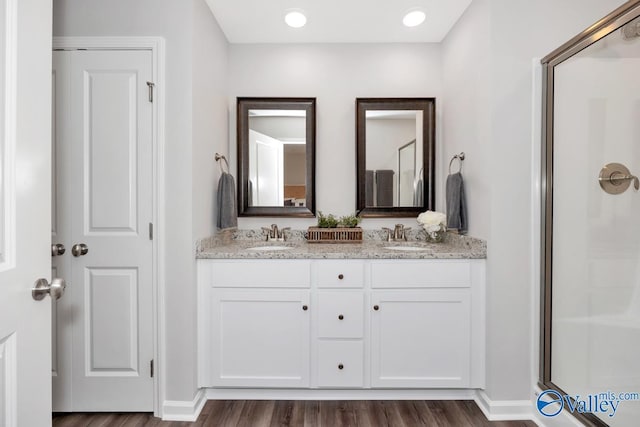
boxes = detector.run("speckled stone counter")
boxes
[196,229,486,260]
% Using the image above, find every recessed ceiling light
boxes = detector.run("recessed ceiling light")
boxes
[403,10,426,27]
[285,10,307,28]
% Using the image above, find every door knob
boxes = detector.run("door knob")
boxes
[32,278,66,301]
[51,243,66,257]
[71,243,88,257]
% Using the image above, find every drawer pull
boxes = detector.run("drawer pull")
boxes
[302,305,308,311]
[373,305,379,311]
[338,274,344,280]
[338,314,344,320]
[338,363,344,370]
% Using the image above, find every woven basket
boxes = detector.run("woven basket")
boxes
[307,227,363,243]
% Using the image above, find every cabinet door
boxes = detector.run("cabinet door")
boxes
[371,290,470,388]
[211,289,310,387]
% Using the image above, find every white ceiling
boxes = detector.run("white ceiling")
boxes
[205,0,472,44]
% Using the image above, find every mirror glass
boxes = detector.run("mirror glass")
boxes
[237,98,315,217]
[357,99,435,217]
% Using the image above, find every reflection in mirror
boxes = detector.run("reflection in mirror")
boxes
[248,110,306,207]
[357,99,435,217]
[398,139,417,206]
[238,98,316,217]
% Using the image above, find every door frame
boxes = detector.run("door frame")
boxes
[52,36,166,417]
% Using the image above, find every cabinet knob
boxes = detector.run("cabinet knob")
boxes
[338,363,344,370]
[302,305,308,311]
[338,274,344,280]
[373,305,379,311]
[338,314,344,320]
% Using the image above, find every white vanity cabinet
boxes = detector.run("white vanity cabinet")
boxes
[369,260,479,388]
[210,289,310,387]
[370,289,470,388]
[198,260,312,388]
[197,257,485,392]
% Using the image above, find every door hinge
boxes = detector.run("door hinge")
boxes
[146,81,155,103]
[149,222,153,240]
[150,359,154,378]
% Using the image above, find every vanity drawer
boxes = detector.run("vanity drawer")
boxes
[317,340,364,388]
[315,261,364,288]
[371,260,471,288]
[210,260,311,288]
[317,292,364,338]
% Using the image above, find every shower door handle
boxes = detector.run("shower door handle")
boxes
[607,173,640,190]
[599,163,639,194]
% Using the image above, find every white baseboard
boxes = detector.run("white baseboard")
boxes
[474,390,536,422]
[161,389,207,422]
[163,388,543,423]
[205,388,477,400]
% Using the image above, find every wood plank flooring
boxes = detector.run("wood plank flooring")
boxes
[53,400,537,427]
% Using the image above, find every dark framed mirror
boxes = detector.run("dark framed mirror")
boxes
[356,98,435,217]
[237,97,316,217]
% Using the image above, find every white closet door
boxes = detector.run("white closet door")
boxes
[52,50,154,411]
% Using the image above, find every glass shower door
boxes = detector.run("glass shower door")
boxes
[548,13,640,427]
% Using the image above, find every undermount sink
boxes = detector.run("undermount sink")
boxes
[385,245,431,251]
[245,245,293,251]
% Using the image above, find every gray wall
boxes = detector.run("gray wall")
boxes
[442,0,627,402]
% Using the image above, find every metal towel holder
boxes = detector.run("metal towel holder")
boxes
[215,153,230,175]
[449,152,465,174]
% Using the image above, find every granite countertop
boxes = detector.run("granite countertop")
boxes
[196,229,486,260]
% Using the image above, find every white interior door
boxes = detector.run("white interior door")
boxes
[52,50,154,412]
[0,0,53,425]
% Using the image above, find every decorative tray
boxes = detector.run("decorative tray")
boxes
[307,227,363,243]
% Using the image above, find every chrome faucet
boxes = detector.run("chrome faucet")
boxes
[261,224,290,242]
[382,227,393,242]
[394,224,411,241]
[383,224,412,242]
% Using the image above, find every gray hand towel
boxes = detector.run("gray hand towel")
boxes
[446,172,467,234]
[217,172,237,230]
[376,170,395,207]
[365,170,374,207]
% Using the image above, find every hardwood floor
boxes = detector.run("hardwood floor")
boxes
[53,400,537,427]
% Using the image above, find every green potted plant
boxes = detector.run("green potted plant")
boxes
[317,211,339,228]
[338,214,361,228]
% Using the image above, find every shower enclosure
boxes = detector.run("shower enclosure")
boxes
[541,2,640,426]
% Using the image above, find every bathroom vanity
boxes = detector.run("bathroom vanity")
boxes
[196,232,486,395]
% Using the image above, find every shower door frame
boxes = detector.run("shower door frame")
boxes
[540,1,640,426]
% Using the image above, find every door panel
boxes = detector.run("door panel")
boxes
[53,49,153,412]
[86,268,139,374]
[85,70,138,233]
[0,0,53,425]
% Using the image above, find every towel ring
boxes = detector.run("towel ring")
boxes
[215,153,230,174]
[448,152,465,174]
